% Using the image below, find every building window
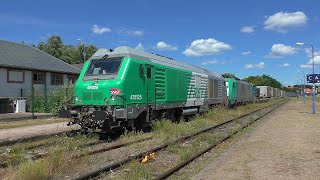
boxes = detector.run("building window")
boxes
[51,74,63,85]
[67,75,78,84]
[33,72,46,84]
[7,69,25,83]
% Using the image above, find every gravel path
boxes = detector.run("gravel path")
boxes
[0,122,79,142]
[192,99,320,180]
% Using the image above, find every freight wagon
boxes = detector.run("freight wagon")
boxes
[275,88,281,98]
[257,86,272,99]
[60,47,228,133]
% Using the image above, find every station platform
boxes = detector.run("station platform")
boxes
[192,99,320,179]
[0,112,54,121]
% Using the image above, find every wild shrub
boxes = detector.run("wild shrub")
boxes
[27,84,74,115]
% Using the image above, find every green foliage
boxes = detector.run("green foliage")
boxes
[222,73,240,80]
[60,45,81,64]
[119,161,153,180]
[244,74,282,89]
[37,35,97,64]
[77,44,98,62]
[19,160,49,180]
[27,85,74,115]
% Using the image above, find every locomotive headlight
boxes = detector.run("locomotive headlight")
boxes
[75,96,79,101]
[111,95,115,101]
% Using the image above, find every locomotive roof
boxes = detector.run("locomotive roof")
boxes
[225,78,252,86]
[93,46,224,80]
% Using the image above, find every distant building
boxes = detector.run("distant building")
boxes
[0,40,80,98]
[304,88,313,95]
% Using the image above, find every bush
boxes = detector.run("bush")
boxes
[27,85,74,115]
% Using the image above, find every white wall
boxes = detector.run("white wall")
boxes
[0,68,73,98]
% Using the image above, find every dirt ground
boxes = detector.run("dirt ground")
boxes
[0,121,79,142]
[192,99,320,180]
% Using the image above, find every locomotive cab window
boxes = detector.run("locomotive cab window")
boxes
[84,57,123,79]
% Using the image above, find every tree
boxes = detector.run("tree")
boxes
[38,35,64,59]
[85,44,98,60]
[222,73,240,80]
[243,74,282,89]
[46,35,64,59]
[36,35,98,64]
[77,43,98,62]
[60,45,81,64]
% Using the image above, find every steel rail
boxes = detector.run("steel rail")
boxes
[155,101,286,180]
[73,100,286,180]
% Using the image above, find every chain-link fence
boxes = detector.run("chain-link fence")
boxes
[26,84,74,116]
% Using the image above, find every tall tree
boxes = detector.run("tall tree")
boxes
[38,35,64,59]
[85,44,98,60]
[244,74,282,89]
[37,35,98,64]
[77,43,98,62]
[60,45,81,64]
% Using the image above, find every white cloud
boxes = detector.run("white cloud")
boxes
[240,26,255,33]
[256,62,265,68]
[118,29,143,36]
[304,48,320,58]
[300,64,313,69]
[242,51,251,55]
[265,44,297,58]
[245,62,265,69]
[280,63,291,67]
[201,59,226,65]
[135,43,144,50]
[183,38,232,57]
[156,41,178,51]
[244,64,254,69]
[264,11,307,33]
[307,56,320,65]
[132,30,143,36]
[91,24,111,35]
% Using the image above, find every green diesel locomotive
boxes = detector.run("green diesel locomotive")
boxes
[60,47,228,134]
[225,78,255,107]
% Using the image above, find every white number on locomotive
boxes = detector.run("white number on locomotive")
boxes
[130,95,142,100]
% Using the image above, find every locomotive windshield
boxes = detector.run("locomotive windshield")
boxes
[84,57,123,79]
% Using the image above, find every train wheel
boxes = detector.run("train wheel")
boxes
[233,102,238,110]
[134,112,147,132]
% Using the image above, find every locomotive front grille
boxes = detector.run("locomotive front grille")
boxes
[83,92,91,101]
[83,92,104,101]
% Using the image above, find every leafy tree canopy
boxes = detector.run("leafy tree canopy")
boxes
[222,73,240,80]
[243,74,282,89]
[36,35,97,64]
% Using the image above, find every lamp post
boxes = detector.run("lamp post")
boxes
[296,42,316,114]
[298,70,306,104]
[77,39,86,63]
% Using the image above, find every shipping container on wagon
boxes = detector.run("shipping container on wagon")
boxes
[274,88,280,98]
[257,86,272,98]
[277,88,281,97]
[280,90,284,97]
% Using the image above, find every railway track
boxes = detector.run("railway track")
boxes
[73,100,287,180]
[155,100,285,180]
[0,134,154,168]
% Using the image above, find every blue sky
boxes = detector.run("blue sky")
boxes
[1,0,320,86]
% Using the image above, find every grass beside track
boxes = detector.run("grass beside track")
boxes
[0,98,285,180]
[0,118,67,130]
[112,100,285,180]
